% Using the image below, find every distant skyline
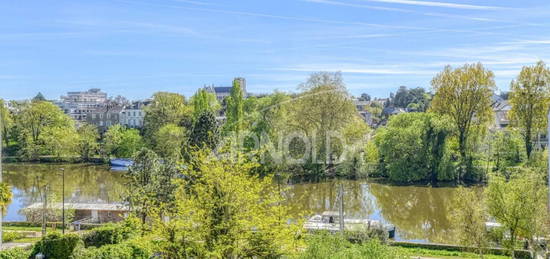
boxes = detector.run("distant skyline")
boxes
[2,0,550,100]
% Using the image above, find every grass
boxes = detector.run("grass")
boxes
[4,226,43,232]
[396,247,510,259]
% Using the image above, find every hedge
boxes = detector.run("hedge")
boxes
[83,221,138,248]
[3,231,25,242]
[71,239,154,259]
[30,233,84,259]
[0,248,31,259]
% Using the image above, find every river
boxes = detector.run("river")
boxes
[2,163,476,244]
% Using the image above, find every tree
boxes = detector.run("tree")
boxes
[508,61,550,158]
[224,79,245,135]
[154,151,301,258]
[0,183,12,214]
[375,112,453,182]
[430,63,495,180]
[389,86,430,112]
[144,92,192,144]
[103,125,144,158]
[0,99,13,147]
[359,93,371,102]
[490,129,526,173]
[288,72,357,176]
[40,126,79,160]
[153,124,186,160]
[77,124,100,161]
[191,89,220,120]
[486,169,548,258]
[450,187,488,258]
[15,101,74,159]
[32,92,46,102]
[126,149,179,234]
[189,111,218,150]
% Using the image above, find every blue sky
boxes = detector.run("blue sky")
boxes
[2,0,550,100]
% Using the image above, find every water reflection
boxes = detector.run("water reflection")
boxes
[3,163,127,221]
[3,165,477,244]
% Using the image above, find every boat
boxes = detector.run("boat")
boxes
[304,211,396,238]
[110,158,134,168]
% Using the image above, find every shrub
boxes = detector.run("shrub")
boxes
[298,232,405,259]
[3,231,25,242]
[83,220,138,247]
[30,233,83,259]
[71,239,154,259]
[0,248,31,259]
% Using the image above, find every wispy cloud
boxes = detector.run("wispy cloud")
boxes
[304,0,412,13]
[358,0,504,10]
[280,64,436,75]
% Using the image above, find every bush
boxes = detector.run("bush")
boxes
[30,233,83,259]
[0,248,31,259]
[298,233,405,259]
[71,239,154,259]
[3,231,25,242]
[83,220,138,247]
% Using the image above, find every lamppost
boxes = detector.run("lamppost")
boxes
[61,168,65,234]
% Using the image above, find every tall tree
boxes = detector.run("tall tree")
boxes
[153,123,187,160]
[77,124,100,161]
[191,89,220,120]
[450,187,488,258]
[430,63,495,179]
[224,79,245,135]
[0,99,13,147]
[32,92,46,102]
[189,111,218,150]
[103,125,144,158]
[144,92,192,143]
[508,61,550,158]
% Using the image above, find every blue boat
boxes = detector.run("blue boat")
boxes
[110,158,134,168]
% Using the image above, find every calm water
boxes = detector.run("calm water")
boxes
[2,163,475,244]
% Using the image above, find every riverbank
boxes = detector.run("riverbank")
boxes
[2,156,106,164]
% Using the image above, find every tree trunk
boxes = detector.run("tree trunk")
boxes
[525,128,533,159]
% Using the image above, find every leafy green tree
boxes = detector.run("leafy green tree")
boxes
[154,151,302,258]
[152,123,186,160]
[191,88,220,120]
[0,99,14,147]
[508,61,550,158]
[0,182,12,214]
[39,125,79,160]
[390,86,431,112]
[375,113,453,182]
[126,149,179,234]
[430,63,495,180]
[144,92,192,144]
[15,101,74,159]
[189,111,218,150]
[224,79,245,135]
[486,169,548,258]
[103,125,144,158]
[77,124,100,161]
[449,187,488,258]
[491,129,526,173]
[32,92,47,102]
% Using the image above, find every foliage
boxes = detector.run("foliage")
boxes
[126,149,179,233]
[103,125,144,158]
[0,182,12,213]
[77,123,100,161]
[2,231,25,242]
[0,99,14,147]
[359,93,371,101]
[143,92,192,145]
[72,238,154,259]
[154,151,302,258]
[224,78,245,135]
[15,101,74,159]
[298,233,405,259]
[40,125,79,159]
[152,123,186,159]
[486,169,548,258]
[191,88,220,119]
[375,112,454,182]
[449,187,488,257]
[0,248,31,259]
[83,219,139,247]
[508,61,550,158]
[189,110,219,150]
[490,129,526,173]
[30,232,83,259]
[430,63,495,181]
[390,86,431,112]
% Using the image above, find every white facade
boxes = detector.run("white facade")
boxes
[57,88,108,121]
[121,108,145,128]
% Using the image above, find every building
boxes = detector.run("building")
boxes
[57,88,108,121]
[86,106,124,132]
[120,101,149,129]
[354,99,374,125]
[23,202,129,224]
[204,77,248,102]
[492,95,511,129]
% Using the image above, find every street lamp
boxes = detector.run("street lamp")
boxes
[60,168,65,234]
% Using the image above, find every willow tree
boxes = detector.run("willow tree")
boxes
[509,61,550,159]
[430,63,495,179]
